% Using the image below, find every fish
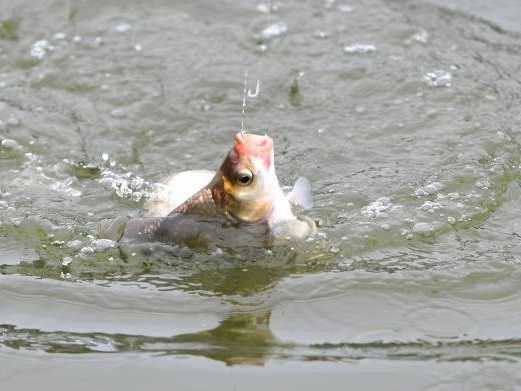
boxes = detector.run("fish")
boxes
[101,132,315,246]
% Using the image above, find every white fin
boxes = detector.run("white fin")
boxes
[287,177,313,210]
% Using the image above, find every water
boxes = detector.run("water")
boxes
[2,0,521,389]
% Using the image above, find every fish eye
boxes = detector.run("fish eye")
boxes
[236,170,254,185]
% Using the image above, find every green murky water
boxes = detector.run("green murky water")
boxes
[2,0,521,389]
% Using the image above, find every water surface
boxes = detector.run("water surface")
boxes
[2,0,521,389]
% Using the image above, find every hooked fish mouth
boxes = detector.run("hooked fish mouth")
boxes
[234,132,273,159]
[234,132,273,170]
[235,132,273,149]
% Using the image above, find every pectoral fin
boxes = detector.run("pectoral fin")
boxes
[286,177,313,210]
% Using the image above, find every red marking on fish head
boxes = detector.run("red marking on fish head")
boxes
[233,132,273,170]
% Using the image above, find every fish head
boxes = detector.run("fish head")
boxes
[215,132,281,223]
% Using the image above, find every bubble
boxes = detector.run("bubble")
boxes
[324,0,335,9]
[80,246,95,256]
[259,22,288,40]
[1,138,21,150]
[313,31,329,39]
[110,108,126,118]
[423,70,452,88]
[343,44,376,54]
[361,197,392,218]
[412,222,433,234]
[53,32,66,40]
[67,240,83,249]
[419,201,441,212]
[411,30,428,43]
[337,4,354,12]
[92,239,117,251]
[114,23,132,33]
[50,178,82,197]
[256,3,279,13]
[7,116,20,126]
[329,246,340,254]
[415,182,442,197]
[100,169,150,201]
[30,40,54,60]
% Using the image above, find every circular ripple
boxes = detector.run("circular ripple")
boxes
[406,305,477,339]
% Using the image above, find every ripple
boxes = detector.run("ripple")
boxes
[406,306,476,339]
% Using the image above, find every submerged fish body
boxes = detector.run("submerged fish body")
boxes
[117,132,315,245]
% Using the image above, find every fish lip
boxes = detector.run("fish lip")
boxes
[234,132,273,148]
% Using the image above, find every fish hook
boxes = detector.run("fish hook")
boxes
[247,80,261,98]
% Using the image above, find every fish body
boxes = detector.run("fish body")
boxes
[117,132,314,244]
